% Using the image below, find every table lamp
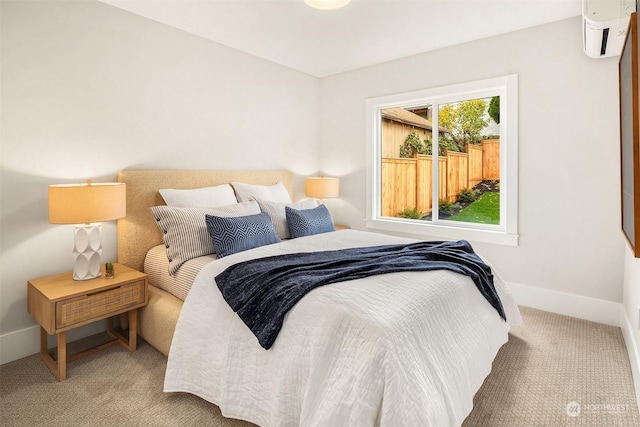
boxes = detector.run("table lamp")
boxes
[49,180,126,281]
[305,176,339,203]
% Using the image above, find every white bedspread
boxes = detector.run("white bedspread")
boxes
[164,230,522,426]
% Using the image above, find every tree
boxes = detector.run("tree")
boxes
[438,104,457,141]
[488,96,500,124]
[438,99,488,151]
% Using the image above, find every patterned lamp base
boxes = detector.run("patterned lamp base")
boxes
[72,224,102,281]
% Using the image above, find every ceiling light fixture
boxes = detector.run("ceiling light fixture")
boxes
[304,0,351,11]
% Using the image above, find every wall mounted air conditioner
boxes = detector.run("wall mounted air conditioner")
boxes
[583,0,636,58]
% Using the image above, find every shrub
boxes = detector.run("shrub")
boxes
[458,188,477,203]
[398,208,422,219]
[439,199,456,216]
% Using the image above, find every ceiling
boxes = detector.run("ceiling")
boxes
[99,0,582,77]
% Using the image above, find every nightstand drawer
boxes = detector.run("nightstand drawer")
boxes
[56,280,145,329]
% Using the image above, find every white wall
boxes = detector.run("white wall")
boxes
[0,0,320,363]
[319,16,625,305]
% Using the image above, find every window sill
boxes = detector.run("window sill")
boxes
[365,218,519,246]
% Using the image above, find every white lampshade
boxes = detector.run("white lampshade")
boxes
[49,181,126,280]
[304,0,351,11]
[305,176,340,200]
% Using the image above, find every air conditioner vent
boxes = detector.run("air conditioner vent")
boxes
[582,0,636,58]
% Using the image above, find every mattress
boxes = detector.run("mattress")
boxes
[144,244,216,301]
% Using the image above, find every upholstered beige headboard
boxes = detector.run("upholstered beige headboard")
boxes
[117,170,294,272]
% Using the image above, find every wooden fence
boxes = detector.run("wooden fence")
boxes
[482,139,500,180]
[381,139,500,217]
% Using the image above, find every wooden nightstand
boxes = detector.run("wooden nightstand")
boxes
[334,224,350,230]
[27,263,148,381]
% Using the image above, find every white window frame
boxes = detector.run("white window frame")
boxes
[365,74,519,246]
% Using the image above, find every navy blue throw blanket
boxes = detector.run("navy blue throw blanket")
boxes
[215,240,506,349]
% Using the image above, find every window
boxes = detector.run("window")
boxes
[366,75,518,246]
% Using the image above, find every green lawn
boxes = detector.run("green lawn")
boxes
[447,192,500,224]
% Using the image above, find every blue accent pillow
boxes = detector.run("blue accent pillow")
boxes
[205,212,280,258]
[285,204,335,239]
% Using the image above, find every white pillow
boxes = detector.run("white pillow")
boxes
[255,198,318,239]
[151,200,260,275]
[159,184,237,208]
[232,181,291,203]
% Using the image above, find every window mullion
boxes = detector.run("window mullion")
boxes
[432,103,440,223]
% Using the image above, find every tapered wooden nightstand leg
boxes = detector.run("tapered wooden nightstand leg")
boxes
[57,331,66,381]
[40,327,66,381]
[39,327,47,359]
[107,309,138,351]
[129,309,137,351]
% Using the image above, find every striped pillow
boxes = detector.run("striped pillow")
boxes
[205,212,280,258]
[255,198,318,239]
[151,200,260,274]
[286,204,335,238]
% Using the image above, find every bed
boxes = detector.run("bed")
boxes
[117,169,522,426]
[117,170,296,356]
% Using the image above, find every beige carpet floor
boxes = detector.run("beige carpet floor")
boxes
[1,306,638,426]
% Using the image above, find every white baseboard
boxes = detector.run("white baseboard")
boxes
[0,321,107,366]
[506,281,621,326]
[620,308,640,409]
